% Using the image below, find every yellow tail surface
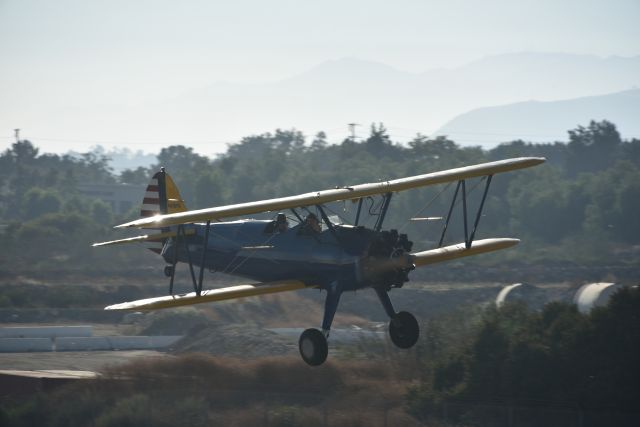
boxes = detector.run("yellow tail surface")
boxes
[164,172,187,214]
[140,168,187,253]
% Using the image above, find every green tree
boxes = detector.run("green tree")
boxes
[310,131,328,151]
[120,166,151,184]
[22,188,62,220]
[566,120,622,175]
[194,171,226,208]
[90,199,114,225]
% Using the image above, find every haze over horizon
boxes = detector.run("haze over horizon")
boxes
[1,0,639,156]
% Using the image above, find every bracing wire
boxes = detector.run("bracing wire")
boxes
[398,181,453,232]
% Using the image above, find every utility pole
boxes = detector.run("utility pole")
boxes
[347,123,359,142]
[14,128,20,143]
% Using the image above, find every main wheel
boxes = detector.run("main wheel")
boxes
[298,328,328,366]
[389,311,419,349]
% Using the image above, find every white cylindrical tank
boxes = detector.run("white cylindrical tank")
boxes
[496,283,543,309]
[497,283,524,307]
[573,282,622,313]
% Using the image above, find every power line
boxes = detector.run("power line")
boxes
[347,123,360,141]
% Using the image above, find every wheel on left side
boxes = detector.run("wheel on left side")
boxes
[298,328,328,366]
[389,311,419,349]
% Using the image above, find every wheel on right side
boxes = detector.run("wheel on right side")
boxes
[298,328,328,366]
[389,311,419,349]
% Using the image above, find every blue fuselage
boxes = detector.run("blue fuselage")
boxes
[161,219,412,291]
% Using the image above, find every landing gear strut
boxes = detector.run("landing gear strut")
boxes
[299,281,342,366]
[375,287,419,349]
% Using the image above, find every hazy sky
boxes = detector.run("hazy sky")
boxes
[1,0,639,154]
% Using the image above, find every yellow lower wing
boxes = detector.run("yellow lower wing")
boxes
[105,280,311,311]
[412,238,519,267]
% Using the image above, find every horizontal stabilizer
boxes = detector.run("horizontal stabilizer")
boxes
[411,238,519,267]
[92,230,194,247]
[105,280,310,311]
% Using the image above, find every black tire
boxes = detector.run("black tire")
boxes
[389,311,419,349]
[164,265,174,277]
[298,328,328,366]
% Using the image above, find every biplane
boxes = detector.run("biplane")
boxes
[94,157,544,366]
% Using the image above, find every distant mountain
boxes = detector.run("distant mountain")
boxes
[435,89,640,145]
[143,53,640,146]
[24,52,640,153]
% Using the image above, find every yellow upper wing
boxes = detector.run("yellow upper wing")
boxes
[116,157,544,229]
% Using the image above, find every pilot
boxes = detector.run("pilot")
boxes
[275,213,288,233]
[304,213,322,234]
[264,213,289,233]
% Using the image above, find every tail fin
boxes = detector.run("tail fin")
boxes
[141,168,187,217]
[141,168,187,254]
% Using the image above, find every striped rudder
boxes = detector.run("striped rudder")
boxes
[141,168,187,254]
[141,174,162,218]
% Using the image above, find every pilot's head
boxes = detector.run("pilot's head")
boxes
[305,213,321,232]
[276,213,288,232]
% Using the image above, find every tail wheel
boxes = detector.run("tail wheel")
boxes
[163,265,174,277]
[299,328,328,366]
[389,311,419,349]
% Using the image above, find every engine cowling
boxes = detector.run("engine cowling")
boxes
[361,230,415,288]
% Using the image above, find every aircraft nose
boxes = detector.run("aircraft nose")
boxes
[360,253,414,283]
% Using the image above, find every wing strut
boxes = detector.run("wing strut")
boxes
[290,208,303,223]
[374,193,393,232]
[438,176,493,249]
[354,198,364,226]
[468,175,493,248]
[197,220,211,296]
[168,224,211,296]
[180,225,198,291]
[168,229,179,295]
[316,205,341,243]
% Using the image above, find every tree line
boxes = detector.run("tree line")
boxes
[406,286,640,425]
[0,120,638,273]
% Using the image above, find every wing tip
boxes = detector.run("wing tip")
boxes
[531,156,546,165]
[476,237,520,248]
[114,222,135,229]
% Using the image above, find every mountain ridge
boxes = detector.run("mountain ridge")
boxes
[435,89,640,144]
